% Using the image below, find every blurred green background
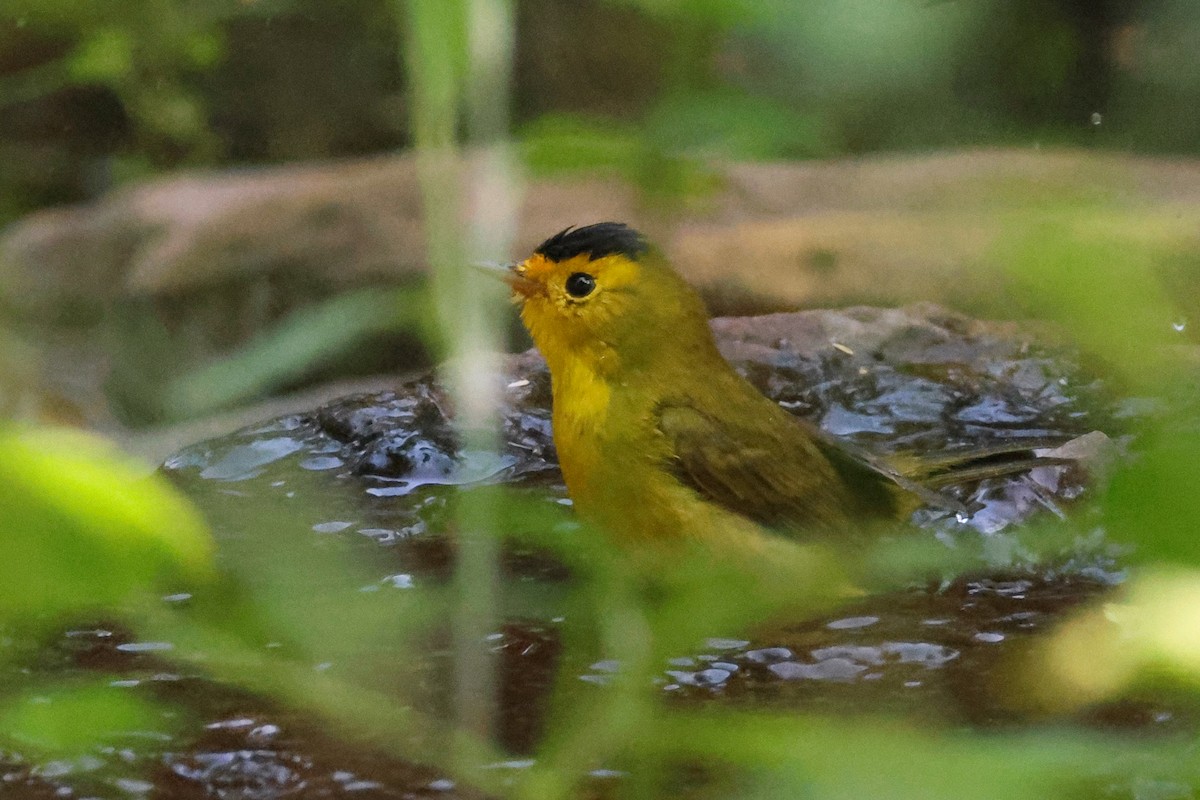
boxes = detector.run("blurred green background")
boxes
[4,1,1200,798]
[3,0,1197,226]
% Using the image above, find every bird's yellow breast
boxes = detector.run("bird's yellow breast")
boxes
[548,352,612,507]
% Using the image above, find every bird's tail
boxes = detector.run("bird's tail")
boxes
[888,437,1076,490]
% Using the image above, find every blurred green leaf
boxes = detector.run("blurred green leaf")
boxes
[182,31,225,69]
[68,28,136,82]
[998,209,1181,388]
[645,89,830,160]
[137,88,209,141]
[1104,428,1200,566]
[0,425,214,622]
[611,0,759,28]
[519,112,719,206]
[165,286,433,418]
[520,114,642,177]
[0,682,170,754]
[649,712,1189,800]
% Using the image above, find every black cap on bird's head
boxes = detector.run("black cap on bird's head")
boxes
[505,220,717,370]
[534,222,648,264]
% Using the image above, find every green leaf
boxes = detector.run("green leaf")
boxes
[997,209,1181,389]
[610,0,761,28]
[164,287,432,418]
[645,89,831,160]
[182,31,224,69]
[0,425,215,622]
[519,114,642,177]
[0,682,170,754]
[68,28,135,83]
[1104,428,1200,566]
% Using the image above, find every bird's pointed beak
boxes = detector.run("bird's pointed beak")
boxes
[474,260,538,299]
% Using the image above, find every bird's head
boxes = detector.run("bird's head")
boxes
[500,222,714,376]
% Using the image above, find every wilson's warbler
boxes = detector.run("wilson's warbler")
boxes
[496,222,1051,548]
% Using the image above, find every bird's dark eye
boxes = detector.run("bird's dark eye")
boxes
[565,272,596,298]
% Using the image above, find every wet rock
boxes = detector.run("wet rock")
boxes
[163,304,1110,540]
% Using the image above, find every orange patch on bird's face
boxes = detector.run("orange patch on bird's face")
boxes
[513,253,639,308]
[509,253,554,299]
[513,252,642,365]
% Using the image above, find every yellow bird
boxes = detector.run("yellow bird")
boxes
[498,222,1045,551]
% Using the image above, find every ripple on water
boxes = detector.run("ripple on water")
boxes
[826,616,880,630]
[770,658,867,682]
[198,438,307,481]
[665,667,735,688]
[822,403,896,436]
[299,455,344,471]
[167,750,311,799]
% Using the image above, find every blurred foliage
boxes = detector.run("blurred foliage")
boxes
[519,113,721,208]
[0,424,210,784]
[162,286,437,420]
[996,207,1186,388]
[0,683,171,755]
[3,0,1200,797]
[0,425,213,621]
[3,0,1200,225]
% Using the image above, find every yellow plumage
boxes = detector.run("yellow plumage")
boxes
[505,223,918,547]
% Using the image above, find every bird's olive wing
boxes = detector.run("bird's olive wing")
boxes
[655,403,901,528]
[807,429,967,517]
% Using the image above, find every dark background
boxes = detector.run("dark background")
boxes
[3,0,1195,228]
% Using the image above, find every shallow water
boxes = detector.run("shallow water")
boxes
[3,307,1157,799]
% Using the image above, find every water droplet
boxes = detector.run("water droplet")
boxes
[1172,317,1187,333]
[205,717,255,730]
[382,573,414,589]
[745,647,793,663]
[116,641,174,653]
[590,769,626,780]
[313,520,353,534]
[248,724,280,743]
[1090,112,1103,126]
[693,668,733,686]
[704,637,750,651]
[115,779,154,795]
[769,658,866,682]
[826,615,879,630]
[299,455,344,471]
[482,759,536,771]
